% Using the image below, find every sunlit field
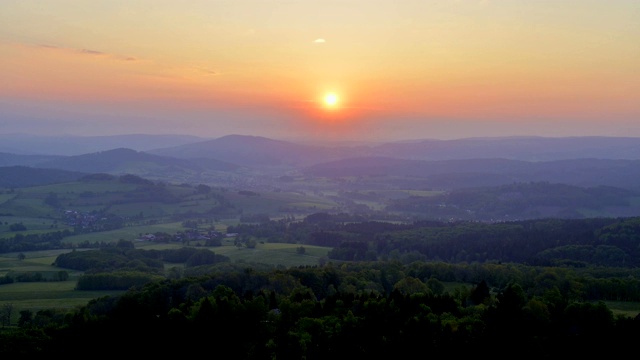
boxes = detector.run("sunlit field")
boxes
[0,281,125,325]
[0,235,333,326]
[61,222,186,245]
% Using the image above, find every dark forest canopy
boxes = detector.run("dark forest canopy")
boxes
[3,213,640,356]
[3,172,640,356]
[227,214,640,267]
[3,210,640,269]
[2,260,640,357]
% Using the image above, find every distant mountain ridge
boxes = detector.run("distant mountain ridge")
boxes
[4,134,640,220]
[0,133,207,156]
[368,136,640,161]
[0,152,63,167]
[147,135,640,166]
[34,148,240,178]
[3,134,640,191]
[0,166,86,188]
[3,133,640,163]
[147,134,357,168]
[303,156,640,191]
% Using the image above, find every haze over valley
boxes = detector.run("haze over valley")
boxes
[2,1,640,356]
[3,133,640,222]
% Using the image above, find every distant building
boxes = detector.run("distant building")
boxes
[140,234,156,241]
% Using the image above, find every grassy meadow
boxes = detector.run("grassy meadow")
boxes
[0,178,341,327]
[2,177,640,329]
[0,248,118,325]
[2,238,639,326]
[0,231,333,326]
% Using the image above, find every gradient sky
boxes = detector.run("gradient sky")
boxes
[1,1,639,143]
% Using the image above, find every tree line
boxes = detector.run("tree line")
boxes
[228,213,640,267]
[2,260,639,357]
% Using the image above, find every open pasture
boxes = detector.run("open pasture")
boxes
[0,216,71,239]
[133,237,332,267]
[0,249,80,276]
[106,195,228,219]
[0,281,125,325]
[0,193,16,205]
[61,221,187,245]
[0,195,58,218]
[604,301,640,318]
[20,181,139,194]
[225,190,339,215]
[0,239,333,326]
[211,242,330,267]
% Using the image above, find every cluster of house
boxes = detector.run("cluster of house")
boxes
[63,210,104,229]
[138,229,238,243]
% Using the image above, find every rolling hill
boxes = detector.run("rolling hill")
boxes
[0,166,87,188]
[147,135,640,166]
[0,133,207,156]
[303,157,640,191]
[3,134,640,194]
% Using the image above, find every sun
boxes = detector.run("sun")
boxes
[324,93,339,107]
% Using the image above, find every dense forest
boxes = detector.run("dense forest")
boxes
[2,260,639,357]
[4,145,640,356]
[3,213,640,356]
[4,212,640,268]
[228,213,640,268]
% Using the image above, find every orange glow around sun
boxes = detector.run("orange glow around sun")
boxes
[323,92,339,108]
[298,87,370,130]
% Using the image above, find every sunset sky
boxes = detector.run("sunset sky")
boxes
[1,1,639,143]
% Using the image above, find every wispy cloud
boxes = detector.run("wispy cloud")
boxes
[196,67,218,76]
[313,38,326,44]
[79,48,104,55]
[30,42,219,80]
[37,43,137,61]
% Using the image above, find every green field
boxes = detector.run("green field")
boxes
[225,190,339,215]
[210,242,331,267]
[0,237,333,326]
[0,249,77,275]
[2,176,640,331]
[604,300,640,318]
[0,193,17,204]
[2,242,640,327]
[0,281,125,325]
[0,179,346,232]
[61,221,187,244]
[0,248,120,325]
[0,216,71,239]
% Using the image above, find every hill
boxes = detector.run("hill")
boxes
[0,166,87,188]
[0,133,207,156]
[148,135,640,167]
[366,136,640,161]
[4,134,640,220]
[304,157,640,191]
[147,134,354,168]
[36,147,236,173]
[0,152,63,167]
[384,182,640,221]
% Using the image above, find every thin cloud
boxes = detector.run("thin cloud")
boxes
[36,43,136,61]
[197,68,218,76]
[313,38,326,44]
[79,48,104,55]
